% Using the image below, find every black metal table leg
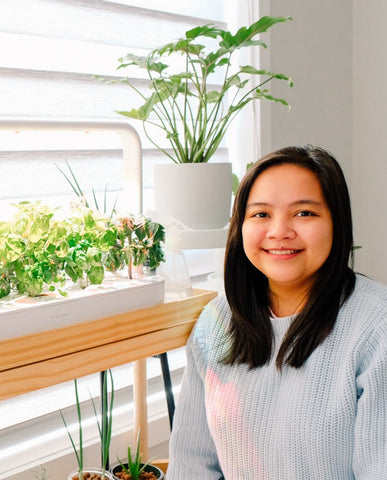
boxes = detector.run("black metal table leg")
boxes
[100,370,109,470]
[154,352,175,430]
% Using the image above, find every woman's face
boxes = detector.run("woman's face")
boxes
[242,164,333,296]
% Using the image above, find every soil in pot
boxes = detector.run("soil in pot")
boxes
[111,463,164,480]
[68,469,113,480]
[114,472,157,480]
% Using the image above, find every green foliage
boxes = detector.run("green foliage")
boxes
[62,201,117,288]
[232,161,254,196]
[61,373,115,479]
[114,215,166,279]
[60,379,84,478]
[56,162,166,279]
[114,17,293,163]
[91,370,115,475]
[0,202,68,297]
[117,431,155,480]
[0,201,165,298]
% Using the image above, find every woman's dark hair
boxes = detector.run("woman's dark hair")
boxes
[224,145,356,369]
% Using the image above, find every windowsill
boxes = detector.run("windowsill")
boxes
[0,349,185,478]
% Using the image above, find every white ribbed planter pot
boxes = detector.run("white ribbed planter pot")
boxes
[68,468,114,480]
[153,163,232,230]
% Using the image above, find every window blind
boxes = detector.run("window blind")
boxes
[0,0,227,217]
[0,1,226,475]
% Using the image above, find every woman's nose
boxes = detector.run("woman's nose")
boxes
[266,217,296,240]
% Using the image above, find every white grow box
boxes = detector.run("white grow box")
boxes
[0,118,165,340]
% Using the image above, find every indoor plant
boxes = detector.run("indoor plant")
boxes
[110,432,164,480]
[57,162,165,280]
[114,16,293,229]
[61,372,115,480]
[0,200,165,298]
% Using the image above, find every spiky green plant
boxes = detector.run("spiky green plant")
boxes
[117,431,155,480]
[60,379,84,478]
[56,161,117,219]
[91,370,115,474]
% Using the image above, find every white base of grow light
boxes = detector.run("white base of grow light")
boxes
[0,273,164,341]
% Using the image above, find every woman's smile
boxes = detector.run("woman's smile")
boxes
[264,248,302,256]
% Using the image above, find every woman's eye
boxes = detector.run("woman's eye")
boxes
[296,210,315,217]
[254,212,269,218]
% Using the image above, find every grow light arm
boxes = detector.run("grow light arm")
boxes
[0,117,143,213]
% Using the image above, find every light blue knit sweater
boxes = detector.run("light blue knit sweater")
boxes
[167,274,387,479]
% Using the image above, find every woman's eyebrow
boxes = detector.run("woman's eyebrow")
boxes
[290,199,323,207]
[246,199,323,208]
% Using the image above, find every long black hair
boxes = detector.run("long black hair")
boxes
[224,145,356,369]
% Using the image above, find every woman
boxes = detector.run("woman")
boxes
[167,145,387,479]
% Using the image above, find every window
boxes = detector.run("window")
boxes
[0,0,227,476]
[0,0,227,216]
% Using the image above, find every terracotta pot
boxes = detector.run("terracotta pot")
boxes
[153,162,232,230]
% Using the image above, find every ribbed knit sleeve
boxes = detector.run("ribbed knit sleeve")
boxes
[352,299,387,478]
[167,298,226,479]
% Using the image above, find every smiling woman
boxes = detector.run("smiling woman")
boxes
[225,145,355,369]
[167,145,387,480]
[242,163,333,317]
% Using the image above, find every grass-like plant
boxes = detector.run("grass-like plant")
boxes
[56,161,117,219]
[91,370,115,473]
[60,379,84,478]
[61,371,115,479]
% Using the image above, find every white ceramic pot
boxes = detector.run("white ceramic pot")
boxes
[68,468,114,480]
[153,162,232,230]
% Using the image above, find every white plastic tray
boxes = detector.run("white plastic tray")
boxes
[0,273,164,341]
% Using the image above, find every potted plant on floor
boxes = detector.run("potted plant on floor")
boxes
[61,371,115,480]
[110,432,164,480]
[114,16,293,229]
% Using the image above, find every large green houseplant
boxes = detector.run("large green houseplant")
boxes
[114,17,293,229]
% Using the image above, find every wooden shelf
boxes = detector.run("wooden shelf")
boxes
[0,288,217,401]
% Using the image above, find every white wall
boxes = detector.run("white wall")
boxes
[352,1,387,283]
[263,0,387,284]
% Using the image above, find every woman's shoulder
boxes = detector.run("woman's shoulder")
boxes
[191,294,232,347]
[350,274,387,312]
[341,273,387,340]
